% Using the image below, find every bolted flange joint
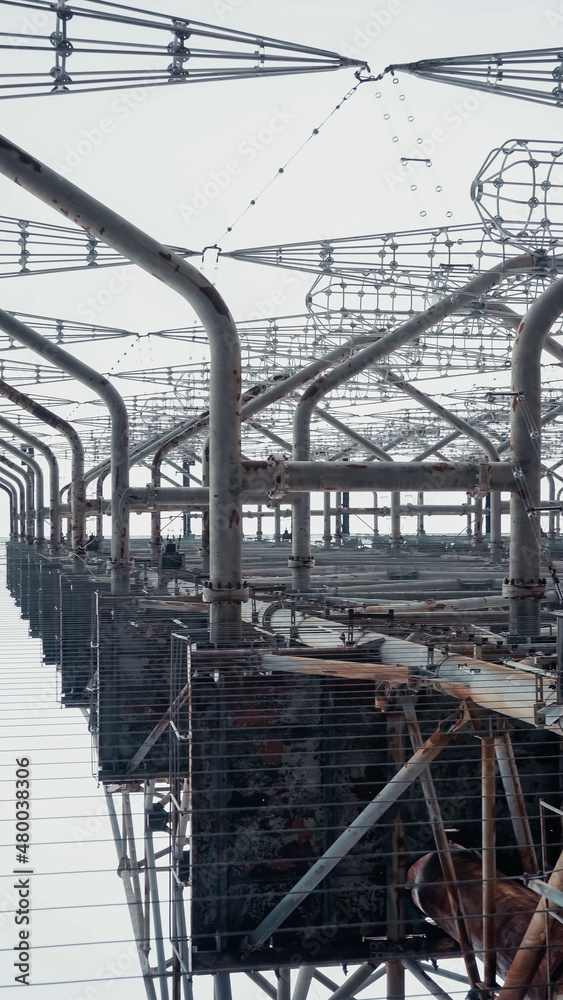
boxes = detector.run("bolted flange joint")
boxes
[144,483,158,511]
[267,453,288,502]
[502,577,547,600]
[288,555,315,569]
[202,582,249,603]
[467,458,491,499]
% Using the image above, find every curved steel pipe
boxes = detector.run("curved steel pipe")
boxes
[0,436,42,544]
[291,263,535,589]
[0,379,85,556]
[509,277,563,634]
[0,454,32,542]
[0,412,59,552]
[0,477,18,537]
[0,133,242,636]
[0,310,129,591]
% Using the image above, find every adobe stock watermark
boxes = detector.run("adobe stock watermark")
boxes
[384,90,491,193]
[212,0,247,17]
[340,0,403,58]
[247,271,310,322]
[179,106,297,224]
[546,0,563,25]
[3,5,53,45]
[75,269,137,324]
[64,942,141,1000]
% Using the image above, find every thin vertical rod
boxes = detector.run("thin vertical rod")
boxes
[402,700,479,987]
[277,968,291,1000]
[481,732,497,989]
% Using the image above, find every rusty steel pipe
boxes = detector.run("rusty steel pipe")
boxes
[0,309,129,592]
[409,849,563,1000]
[0,134,243,639]
[0,437,40,544]
[0,411,61,552]
[291,260,535,590]
[508,277,563,635]
[0,460,26,538]
[495,845,563,1000]
[0,477,17,537]
[0,455,32,542]
[0,379,85,556]
[96,469,109,543]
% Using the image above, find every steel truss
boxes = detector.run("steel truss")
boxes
[0,0,363,100]
[392,47,563,110]
[102,669,561,1000]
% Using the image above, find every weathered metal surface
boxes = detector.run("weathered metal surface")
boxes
[0,379,85,554]
[410,849,563,1000]
[96,596,208,780]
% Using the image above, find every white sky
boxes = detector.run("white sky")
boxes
[0,0,561,996]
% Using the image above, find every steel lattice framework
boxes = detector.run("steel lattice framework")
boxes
[392,46,563,109]
[0,0,364,99]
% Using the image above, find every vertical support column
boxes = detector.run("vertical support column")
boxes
[390,492,401,550]
[473,496,483,549]
[200,439,210,576]
[213,974,232,1000]
[256,504,263,542]
[274,505,281,546]
[96,470,107,543]
[292,967,314,1000]
[334,492,342,546]
[485,491,491,538]
[151,464,162,570]
[386,711,405,1000]
[323,491,332,549]
[182,460,192,538]
[416,490,425,537]
[466,494,473,537]
[489,491,503,563]
[481,727,497,989]
[277,968,291,1000]
[342,490,350,537]
[372,491,379,547]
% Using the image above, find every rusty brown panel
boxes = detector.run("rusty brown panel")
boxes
[409,850,563,1000]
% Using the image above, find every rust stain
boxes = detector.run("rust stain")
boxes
[200,284,230,317]
[242,460,268,472]
[256,739,283,764]
[232,708,278,728]
[228,509,241,527]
